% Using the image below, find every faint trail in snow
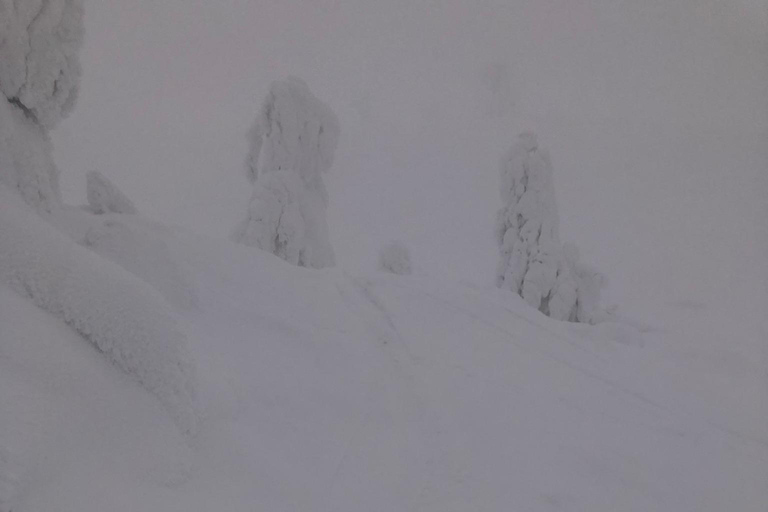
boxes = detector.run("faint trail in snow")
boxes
[329,274,474,510]
[383,279,768,460]
[0,446,21,512]
[323,385,376,504]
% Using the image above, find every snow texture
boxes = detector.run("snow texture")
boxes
[0,0,84,129]
[0,186,197,433]
[0,210,765,510]
[0,93,59,213]
[496,133,603,323]
[234,77,339,268]
[0,0,84,213]
[564,242,608,325]
[80,216,198,310]
[86,170,137,215]
[378,240,412,275]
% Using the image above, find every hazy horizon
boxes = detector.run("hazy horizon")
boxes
[53,0,767,325]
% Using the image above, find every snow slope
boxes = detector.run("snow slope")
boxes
[1,223,766,511]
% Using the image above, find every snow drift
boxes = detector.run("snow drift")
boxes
[80,216,198,310]
[0,186,197,433]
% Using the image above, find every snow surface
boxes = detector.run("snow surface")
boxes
[0,187,197,434]
[1,219,765,510]
[378,239,412,276]
[85,170,137,215]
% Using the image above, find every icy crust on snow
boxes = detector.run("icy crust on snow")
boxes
[496,133,603,323]
[0,187,197,433]
[235,77,339,268]
[0,96,60,213]
[85,170,137,215]
[0,0,84,129]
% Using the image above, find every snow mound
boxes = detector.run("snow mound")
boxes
[81,217,197,310]
[0,284,194,511]
[86,170,137,215]
[378,240,412,275]
[0,187,197,433]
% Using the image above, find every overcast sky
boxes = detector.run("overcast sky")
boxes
[53,0,767,331]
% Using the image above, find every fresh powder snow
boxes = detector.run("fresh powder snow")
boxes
[1,1,765,511]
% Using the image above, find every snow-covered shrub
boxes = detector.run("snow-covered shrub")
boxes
[496,133,604,323]
[378,240,412,275]
[0,186,197,433]
[86,170,137,215]
[0,0,84,212]
[234,77,339,269]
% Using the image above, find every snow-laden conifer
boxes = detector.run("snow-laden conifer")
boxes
[496,133,604,323]
[234,77,339,269]
[0,0,84,213]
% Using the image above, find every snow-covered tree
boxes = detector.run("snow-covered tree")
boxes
[0,0,84,128]
[496,133,604,323]
[233,77,339,269]
[86,170,137,215]
[0,0,84,212]
[379,240,412,275]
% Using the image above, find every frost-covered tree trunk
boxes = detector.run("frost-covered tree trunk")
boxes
[233,77,339,269]
[0,0,84,213]
[496,133,605,323]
